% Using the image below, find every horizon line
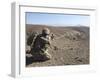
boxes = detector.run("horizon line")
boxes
[26,23,89,27]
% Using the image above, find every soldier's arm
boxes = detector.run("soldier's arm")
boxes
[41,37,51,44]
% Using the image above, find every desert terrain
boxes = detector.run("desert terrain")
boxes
[26,24,89,67]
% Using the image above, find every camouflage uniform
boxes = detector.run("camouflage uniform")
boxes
[30,28,51,60]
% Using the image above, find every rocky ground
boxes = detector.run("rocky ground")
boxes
[26,24,89,67]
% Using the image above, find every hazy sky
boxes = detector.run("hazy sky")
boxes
[26,12,90,26]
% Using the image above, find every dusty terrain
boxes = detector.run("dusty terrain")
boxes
[26,24,89,67]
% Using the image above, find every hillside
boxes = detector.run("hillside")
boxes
[26,24,89,67]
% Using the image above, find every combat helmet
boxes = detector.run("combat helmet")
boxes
[42,28,50,35]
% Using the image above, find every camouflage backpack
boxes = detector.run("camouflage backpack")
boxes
[27,31,38,46]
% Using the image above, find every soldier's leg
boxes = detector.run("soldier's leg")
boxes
[42,50,51,60]
[31,49,51,61]
[45,52,51,60]
[30,49,42,61]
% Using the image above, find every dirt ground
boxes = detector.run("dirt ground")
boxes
[26,24,89,67]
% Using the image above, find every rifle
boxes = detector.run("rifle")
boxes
[49,32,68,49]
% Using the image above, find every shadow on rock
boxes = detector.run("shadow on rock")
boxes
[26,55,49,66]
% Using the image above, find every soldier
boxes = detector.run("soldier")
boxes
[30,28,52,61]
